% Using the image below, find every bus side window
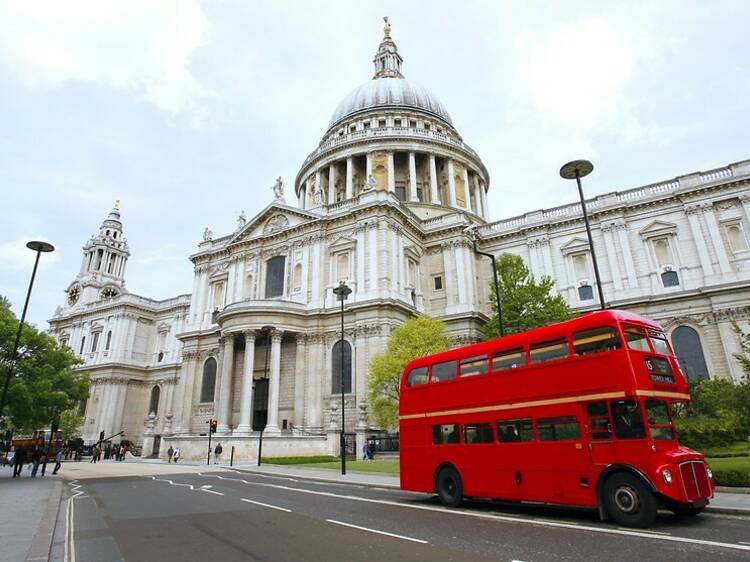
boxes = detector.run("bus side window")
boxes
[537,416,580,441]
[497,418,534,442]
[610,399,646,439]
[573,327,622,355]
[431,360,457,383]
[460,355,488,377]
[530,339,569,364]
[464,423,493,444]
[586,402,612,440]
[406,366,429,387]
[432,423,460,444]
[492,348,525,371]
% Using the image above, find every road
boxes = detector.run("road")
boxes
[66,469,750,562]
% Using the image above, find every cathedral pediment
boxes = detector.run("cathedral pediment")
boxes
[560,237,590,255]
[639,220,677,239]
[328,235,356,251]
[227,203,318,246]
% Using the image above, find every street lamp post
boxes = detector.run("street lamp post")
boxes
[468,230,504,337]
[0,241,55,425]
[559,160,605,310]
[332,281,352,475]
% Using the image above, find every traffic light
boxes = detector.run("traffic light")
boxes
[99,431,105,442]
[209,419,218,433]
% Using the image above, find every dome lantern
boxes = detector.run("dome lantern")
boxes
[373,16,403,80]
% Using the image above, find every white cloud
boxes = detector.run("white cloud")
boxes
[0,236,60,271]
[0,0,213,121]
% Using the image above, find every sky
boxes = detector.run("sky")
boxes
[1,0,749,329]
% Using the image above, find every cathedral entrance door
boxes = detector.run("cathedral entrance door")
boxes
[252,378,269,431]
[152,435,161,456]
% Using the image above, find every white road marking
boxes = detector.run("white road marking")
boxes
[201,485,213,489]
[326,519,428,544]
[240,498,292,512]
[64,480,86,562]
[740,541,750,546]
[201,474,750,553]
[202,489,224,496]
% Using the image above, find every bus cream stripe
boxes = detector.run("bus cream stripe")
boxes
[399,391,627,420]
[634,390,691,400]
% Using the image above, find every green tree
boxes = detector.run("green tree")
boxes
[0,297,89,433]
[484,254,573,338]
[368,315,452,430]
[58,408,85,440]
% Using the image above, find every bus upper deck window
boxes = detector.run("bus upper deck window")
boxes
[624,326,651,352]
[431,360,457,383]
[460,355,487,377]
[492,348,525,371]
[648,330,672,355]
[530,339,569,364]
[573,327,621,355]
[406,366,428,387]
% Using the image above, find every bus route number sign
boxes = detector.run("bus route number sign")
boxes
[645,356,675,384]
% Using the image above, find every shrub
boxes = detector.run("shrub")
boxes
[674,411,744,450]
[711,468,750,487]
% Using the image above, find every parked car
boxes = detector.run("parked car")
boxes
[1,451,15,466]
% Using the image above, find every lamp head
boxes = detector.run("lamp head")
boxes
[26,241,55,253]
[560,160,594,180]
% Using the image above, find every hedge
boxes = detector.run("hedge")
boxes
[711,468,750,487]
[673,411,744,450]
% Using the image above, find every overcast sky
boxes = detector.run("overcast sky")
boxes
[1,0,749,329]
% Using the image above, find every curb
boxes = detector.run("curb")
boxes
[25,479,63,561]
[705,506,750,516]
[716,485,750,494]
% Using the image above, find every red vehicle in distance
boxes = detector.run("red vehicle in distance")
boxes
[399,309,713,527]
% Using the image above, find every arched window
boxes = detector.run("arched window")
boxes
[331,340,352,394]
[265,256,286,298]
[200,357,218,402]
[149,385,161,415]
[671,326,709,381]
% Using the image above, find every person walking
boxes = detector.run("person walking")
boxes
[167,445,174,463]
[213,442,223,464]
[90,445,100,464]
[13,445,27,477]
[362,442,369,461]
[30,448,41,477]
[172,448,180,463]
[52,449,64,475]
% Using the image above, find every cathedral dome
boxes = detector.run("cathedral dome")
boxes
[328,77,453,129]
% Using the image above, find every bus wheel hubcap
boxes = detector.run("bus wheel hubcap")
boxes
[445,478,455,495]
[614,485,640,513]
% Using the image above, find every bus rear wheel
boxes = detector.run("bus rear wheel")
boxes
[436,467,463,507]
[603,473,657,528]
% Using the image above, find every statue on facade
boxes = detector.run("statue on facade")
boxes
[272,176,285,200]
[237,210,247,229]
[202,227,213,241]
[313,183,324,205]
[364,174,377,191]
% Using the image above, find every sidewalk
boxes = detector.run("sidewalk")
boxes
[224,462,750,516]
[0,465,63,561]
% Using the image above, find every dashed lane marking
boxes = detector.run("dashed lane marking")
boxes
[196,473,750,553]
[240,498,292,512]
[326,519,428,544]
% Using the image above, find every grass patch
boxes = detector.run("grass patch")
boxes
[294,459,400,474]
[706,455,750,487]
[700,441,750,458]
[262,455,339,465]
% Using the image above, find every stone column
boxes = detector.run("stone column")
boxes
[234,330,256,435]
[216,335,235,434]
[479,180,489,219]
[602,225,623,292]
[702,203,731,274]
[368,221,379,296]
[616,225,638,289]
[298,186,305,209]
[366,152,372,180]
[328,165,336,205]
[173,351,193,434]
[345,157,353,199]
[356,226,366,295]
[264,329,283,435]
[408,152,419,201]
[387,151,396,193]
[293,334,306,428]
[684,204,714,276]
[462,168,471,210]
[447,159,458,207]
[472,174,482,216]
[429,155,440,204]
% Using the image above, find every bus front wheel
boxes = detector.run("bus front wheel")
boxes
[603,473,657,528]
[436,467,463,507]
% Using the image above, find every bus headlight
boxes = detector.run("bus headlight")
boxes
[706,467,713,480]
[662,468,673,485]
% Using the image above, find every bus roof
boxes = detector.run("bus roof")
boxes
[404,309,662,372]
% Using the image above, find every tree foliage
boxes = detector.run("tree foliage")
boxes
[0,297,89,433]
[484,254,573,339]
[368,315,452,430]
[58,408,85,439]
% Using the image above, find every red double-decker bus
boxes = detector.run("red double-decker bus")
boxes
[399,310,713,527]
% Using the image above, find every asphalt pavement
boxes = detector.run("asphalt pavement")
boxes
[65,468,750,562]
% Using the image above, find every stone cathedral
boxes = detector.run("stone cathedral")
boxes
[49,21,750,459]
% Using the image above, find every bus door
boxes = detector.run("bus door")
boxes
[585,401,615,467]
[609,398,650,467]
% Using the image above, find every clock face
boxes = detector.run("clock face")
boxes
[67,285,81,305]
[100,286,119,299]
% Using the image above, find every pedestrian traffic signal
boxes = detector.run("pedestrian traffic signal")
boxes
[210,419,218,433]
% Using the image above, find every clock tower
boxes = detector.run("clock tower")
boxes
[65,202,130,309]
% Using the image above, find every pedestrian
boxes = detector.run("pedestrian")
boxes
[367,442,375,461]
[30,448,41,477]
[90,445,100,463]
[53,449,64,475]
[362,442,369,461]
[167,445,174,463]
[173,448,180,463]
[13,445,27,477]
[214,442,223,464]
[119,445,125,461]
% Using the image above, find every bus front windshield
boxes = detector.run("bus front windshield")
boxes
[644,398,675,440]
